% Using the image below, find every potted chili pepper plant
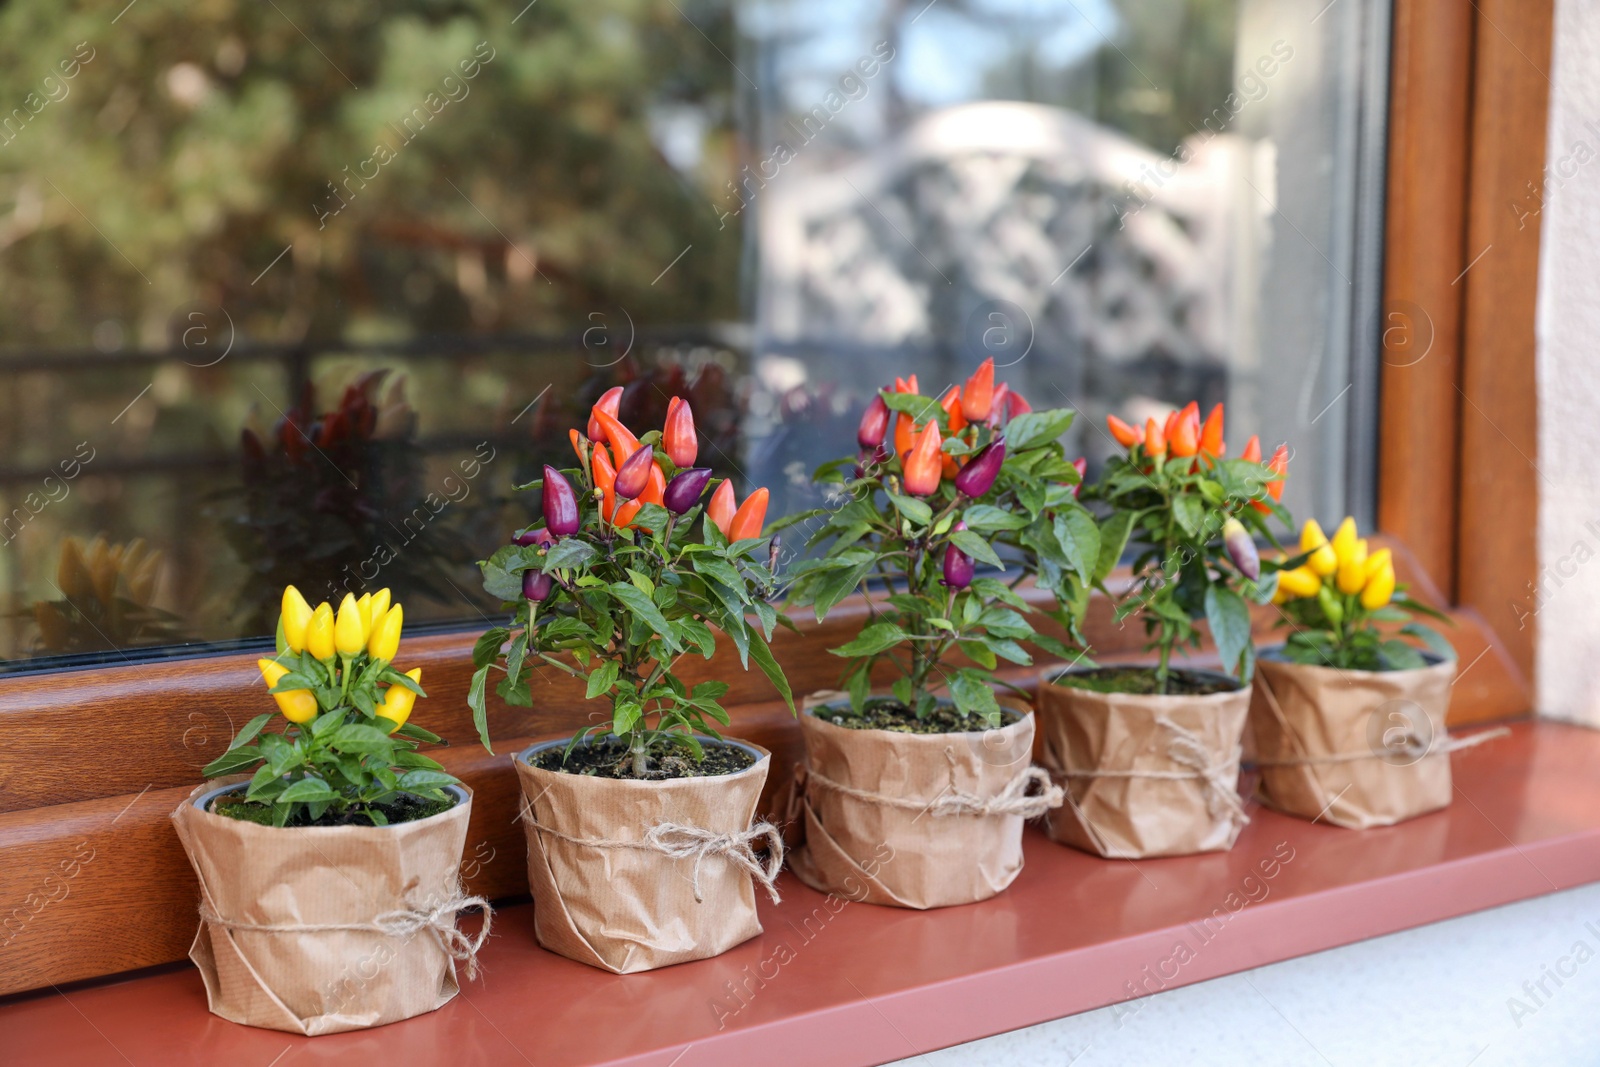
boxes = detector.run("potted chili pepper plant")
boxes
[171,586,490,1035]
[469,396,794,974]
[781,359,1099,909]
[1251,517,1496,827]
[1037,402,1290,858]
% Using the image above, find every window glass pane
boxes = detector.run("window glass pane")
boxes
[0,0,1382,670]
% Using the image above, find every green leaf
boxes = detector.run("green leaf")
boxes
[985,638,1034,666]
[830,621,908,658]
[1173,493,1204,538]
[479,546,524,600]
[606,582,680,653]
[1204,585,1253,679]
[948,669,1002,726]
[202,745,264,778]
[330,723,396,755]
[746,635,795,715]
[963,504,1030,533]
[1054,508,1101,585]
[396,721,442,744]
[468,665,493,754]
[473,627,510,668]
[1400,623,1455,661]
[1094,510,1137,582]
[1004,409,1075,451]
[950,529,1003,568]
[226,713,273,753]
[1381,640,1429,671]
[612,699,642,735]
[542,538,598,574]
[380,668,426,696]
[585,660,621,699]
[310,708,348,738]
[887,493,933,526]
[958,640,998,669]
[276,778,339,805]
[397,770,460,791]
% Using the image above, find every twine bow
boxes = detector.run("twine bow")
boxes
[199,891,494,980]
[520,802,785,904]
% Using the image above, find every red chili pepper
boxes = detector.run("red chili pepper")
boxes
[1169,406,1200,457]
[1240,434,1262,463]
[960,358,994,423]
[939,386,968,435]
[1070,456,1087,497]
[892,375,920,394]
[588,386,623,443]
[1199,403,1225,458]
[902,421,943,496]
[663,396,698,468]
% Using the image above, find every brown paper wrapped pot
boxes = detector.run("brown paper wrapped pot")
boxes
[787,696,1060,910]
[514,736,776,974]
[1036,667,1250,858]
[170,779,476,1035]
[1250,650,1458,829]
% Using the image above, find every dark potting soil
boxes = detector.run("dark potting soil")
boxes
[210,791,456,827]
[1052,666,1239,697]
[820,699,1021,735]
[533,737,756,780]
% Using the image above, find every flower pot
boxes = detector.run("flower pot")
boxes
[513,735,779,974]
[169,779,482,1035]
[1036,666,1251,858]
[1250,649,1464,828]
[786,696,1062,909]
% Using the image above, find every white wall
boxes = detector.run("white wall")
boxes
[1535,0,1600,724]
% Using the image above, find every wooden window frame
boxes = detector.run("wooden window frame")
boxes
[0,0,1551,996]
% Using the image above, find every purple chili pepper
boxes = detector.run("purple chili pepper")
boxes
[614,446,654,501]
[523,567,554,602]
[663,467,714,514]
[513,526,554,548]
[1222,518,1260,581]
[857,395,890,449]
[542,466,580,536]
[953,437,1006,497]
[942,540,975,590]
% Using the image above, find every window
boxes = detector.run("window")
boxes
[0,0,1388,670]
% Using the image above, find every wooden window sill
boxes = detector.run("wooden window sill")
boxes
[4,717,1591,1066]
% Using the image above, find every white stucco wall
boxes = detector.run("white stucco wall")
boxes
[1535,0,1600,724]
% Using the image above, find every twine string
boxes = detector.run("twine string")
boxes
[199,892,494,980]
[1054,715,1249,830]
[519,801,784,904]
[804,748,1065,820]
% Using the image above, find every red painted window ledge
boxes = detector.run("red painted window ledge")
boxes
[5,718,1595,1067]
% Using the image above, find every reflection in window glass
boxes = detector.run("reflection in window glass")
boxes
[0,0,1384,669]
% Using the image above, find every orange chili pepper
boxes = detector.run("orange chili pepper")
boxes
[728,487,770,541]
[892,375,920,394]
[1169,407,1200,457]
[903,421,943,496]
[1240,434,1262,463]
[591,407,640,462]
[1107,414,1143,449]
[1266,445,1288,499]
[938,386,968,435]
[1144,416,1166,458]
[1199,403,1225,458]
[640,459,667,507]
[663,396,697,468]
[591,445,617,521]
[707,479,737,537]
[960,358,994,423]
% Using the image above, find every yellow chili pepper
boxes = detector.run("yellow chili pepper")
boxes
[1329,517,1360,568]
[368,588,391,632]
[334,593,365,656]
[258,658,318,724]
[376,667,422,731]
[1364,547,1393,584]
[1299,519,1339,577]
[306,601,336,661]
[281,585,314,653]
[368,603,403,662]
[1277,566,1322,599]
[1360,561,1396,610]
[1336,539,1369,595]
[356,592,373,636]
